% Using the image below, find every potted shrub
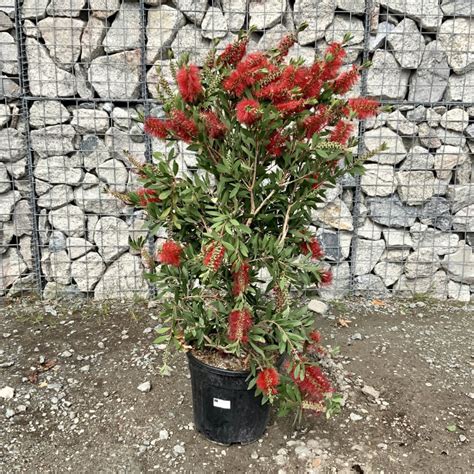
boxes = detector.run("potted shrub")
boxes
[112,28,382,444]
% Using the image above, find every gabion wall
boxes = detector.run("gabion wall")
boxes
[0,0,473,301]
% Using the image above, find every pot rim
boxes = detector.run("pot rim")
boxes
[187,350,251,377]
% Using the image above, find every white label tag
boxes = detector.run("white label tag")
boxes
[213,398,231,409]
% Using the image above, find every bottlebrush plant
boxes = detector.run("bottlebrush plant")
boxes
[112,26,384,420]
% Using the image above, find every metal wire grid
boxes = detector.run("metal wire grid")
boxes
[0,1,473,301]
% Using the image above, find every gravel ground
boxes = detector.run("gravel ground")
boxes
[0,296,473,473]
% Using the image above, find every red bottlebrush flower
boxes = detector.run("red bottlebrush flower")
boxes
[332,65,360,94]
[297,63,323,99]
[137,188,160,207]
[303,105,329,138]
[321,270,333,286]
[201,111,227,138]
[176,64,203,103]
[321,42,346,81]
[266,130,286,157]
[232,261,250,296]
[309,330,321,344]
[329,120,353,145]
[168,109,198,143]
[275,33,297,62]
[203,241,225,271]
[236,99,261,125]
[157,240,182,267]
[300,237,324,260]
[228,309,253,343]
[347,97,380,119]
[256,367,280,395]
[219,37,248,66]
[276,99,306,116]
[295,365,333,402]
[144,116,170,139]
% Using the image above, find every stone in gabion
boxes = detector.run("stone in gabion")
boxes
[316,228,351,262]
[360,164,396,197]
[447,184,474,213]
[0,128,26,163]
[97,159,128,193]
[29,101,71,128]
[325,15,364,46]
[0,190,21,223]
[387,18,425,69]
[174,0,208,26]
[420,197,452,232]
[71,109,110,134]
[418,123,442,149]
[367,195,418,229]
[354,274,388,296]
[396,171,437,206]
[383,229,414,249]
[379,0,443,31]
[71,252,106,292]
[48,204,86,237]
[442,241,474,284]
[37,185,75,210]
[103,2,141,54]
[81,16,106,63]
[439,108,470,132]
[438,18,474,74]
[66,237,94,260]
[318,262,350,300]
[0,249,27,296]
[312,199,353,231]
[201,7,228,40]
[355,219,382,241]
[0,33,18,75]
[434,145,468,181]
[400,146,434,171]
[89,0,120,19]
[294,0,335,45]
[364,128,407,165]
[222,0,247,31]
[374,262,404,287]
[171,24,211,67]
[353,238,385,276]
[336,0,365,14]
[452,205,474,232]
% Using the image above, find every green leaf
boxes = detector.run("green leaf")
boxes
[446,424,457,432]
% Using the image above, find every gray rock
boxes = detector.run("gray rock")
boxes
[71,109,109,134]
[437,127,467,147]
[400,146,434,171]
[74,183,125,216]
[367,50,410,99]
[317,228,351,262]
[418,123,442,149]
[48,230,67,253]
[308,299,328,314]
[426,109,442,127]
[0,249,27,295]
[434,145,468,181]
[89,50,141,99]
[312,199,353,231]
[361,164,396,197]
[0,385,14,399]
[81,16,106,63]
[396,171,437,205]
[137,381,152,393]
[22,0,49,19]
[97,159,128,192]
[452,204,474,232]
[147,60,177,100]
[447,184,474,213]
[387,18,424,69]
[12,200,33,236]
[0,0,15,15]
[29,101,71,128]
[42,281,83,300]
[104,127,146,163]
[171,25,211,67]
[222,0,247,31]
[93,216,129,263]
[364,128,406,165]
[294,0,335,45]
[386,111,418,137]
[336,0,365,14]
[94,253,148,299]
[147,5,186,63]
[37,185,75,210]
[367,195,418,228]
[111,107,139,130]
[37,18,85,68]
[361,385,380,399]
[48,205,86,237]
[441,0,474,16]
[89,0,120,19]
[354,274,388,296]
[379,0,442,31]
[174,0,208,25]
[74,63,95,99]
[406,105,427,123]
[71,251,106,292]
[25,39,76,97]
[46,0,86,16]
[66,237,94,259]
[405,248,440,279]
[374,262,404,286]
[442,241,474,284]
[0,33,18,75]
[30,125,76,158]
[353,239,385,276]
[35,155,83,186]
[383,229,414,249]
[0,190,20,222]
[201,7,228,40]
[356,219,382,241]
[0,128,26,163]
[77,135,111,171]
[0,103,10,127]
[380,249,411,263]
[249,0,286,31]
[439,108,470,132]
[420,197,452,231]
[466,123,474,139]
[438,18,474,74]
[103,2,141,54]
[42,250,71,285]
[368,21,395,52]
[0,12,12,31]
[447,280,470,302]
[414,228,459,256]
[325,14,364,46]
[446,70,474,102]
[0,162,10,193]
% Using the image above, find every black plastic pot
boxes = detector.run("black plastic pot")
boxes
[187,352,270,445]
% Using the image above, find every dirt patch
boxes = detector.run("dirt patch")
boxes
[0,296,473,473]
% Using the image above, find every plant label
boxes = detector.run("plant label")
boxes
[213,398,231,409]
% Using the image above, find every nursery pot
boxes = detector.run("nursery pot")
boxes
[187,352,270,445]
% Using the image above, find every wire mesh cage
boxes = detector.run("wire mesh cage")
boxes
[0,0,473,301]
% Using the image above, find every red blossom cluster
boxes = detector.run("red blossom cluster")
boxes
[156,240,182,267]
[300,237,324,260]
[275,33,297,62]
[291,364,333,403]
[137,188,160,207]
[320,270,333,286]
[330,120,354,145]
[332,65,360,95]
[176,64,203,103]
[347,97,380,119]
[266,130,286,157]
[201,111,227,138]
[218,37,249,66]
[203,241,225,271]
[228,309,253,343]
[144,110,197,143]
[235,98,261,125]
[232,261,250,296]
[256,367,280,395]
